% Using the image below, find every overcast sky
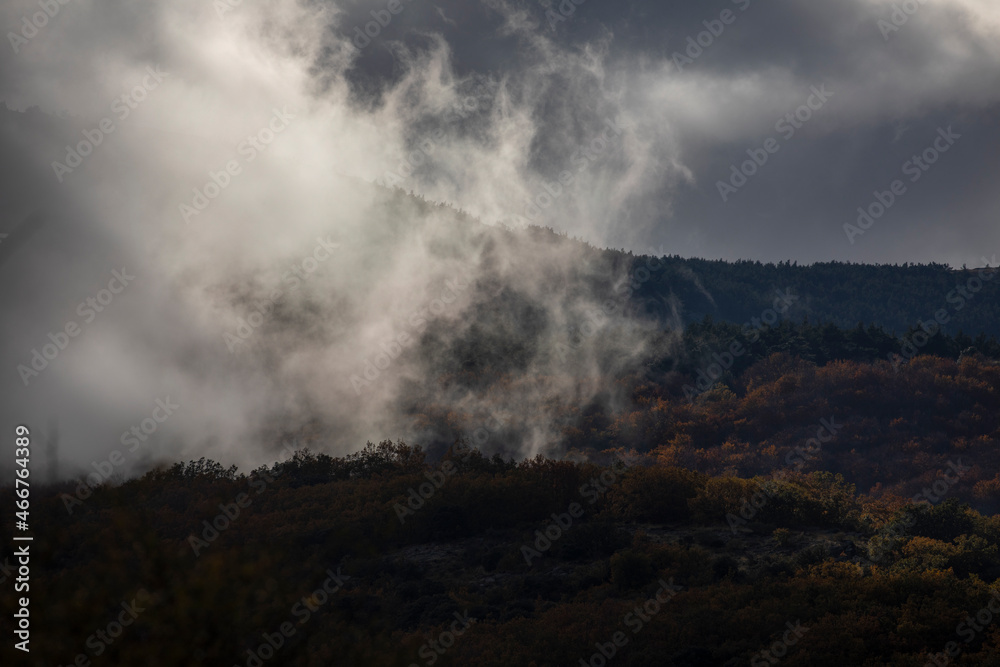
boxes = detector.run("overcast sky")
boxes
[2,0,999,475]
[332,0,1000,267]
[3,0,998,264]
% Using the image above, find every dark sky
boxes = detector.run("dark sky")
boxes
[330,0,1000,266]
[4,0,999,265]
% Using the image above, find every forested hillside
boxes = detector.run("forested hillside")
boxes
[5,223,1000,663]
[442,192,1000,338]
[7,0,1000,664]
[6,436,1000,666]
[628,253,1000,337]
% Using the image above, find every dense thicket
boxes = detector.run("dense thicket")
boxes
[624,252,1000,337]
[5,440,1000,666]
